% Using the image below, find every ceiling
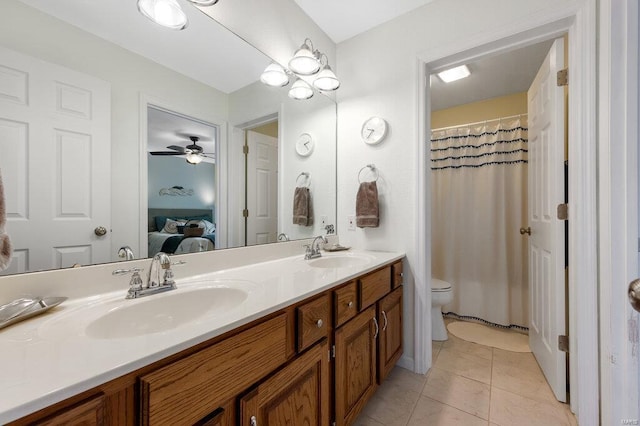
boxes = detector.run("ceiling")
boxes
[18,0,270,94]
[430,39,555,111]
[294,0,436,43]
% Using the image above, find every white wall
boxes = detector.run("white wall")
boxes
[0,0,228,259]
[335,0,581,367]
[148,157,216,211]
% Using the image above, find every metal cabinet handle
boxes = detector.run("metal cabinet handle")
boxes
[629,279,640,312]
[382,310,388,331]
[316,319,323,328]
[373,317,379,339]
[520,227,531,235]
[347,301,353,308]
[250,415,257,426]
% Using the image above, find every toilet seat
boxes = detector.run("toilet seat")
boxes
[431,278,451,292]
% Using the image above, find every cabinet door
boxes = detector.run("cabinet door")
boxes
[378,286,403,383]
[193,399,234,426]
[33,394,104,426]
[334,306,378,426]
[240,339,329,426]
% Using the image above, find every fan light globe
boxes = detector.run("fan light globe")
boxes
[288,42,320,75]
[288,79,314,100]
[188,0,219,5]
[313,64,340,91]
[186,153,203,164]
[137,0,188,30]
[260,64,289,87]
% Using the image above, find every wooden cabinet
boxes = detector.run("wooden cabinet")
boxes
[240,339,329,426]
[334,281,357,327]
[33,394,105,426]
[297,294,331,352]
[193,399,234,426]
[358,268,391,311]
[391,260,403,289]
[377,286,403,383]
[334,306,378,426]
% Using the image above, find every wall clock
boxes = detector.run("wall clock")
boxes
[361,116,388,145]
[295,132,314,156]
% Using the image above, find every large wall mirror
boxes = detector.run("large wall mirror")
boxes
[0,0,337,276]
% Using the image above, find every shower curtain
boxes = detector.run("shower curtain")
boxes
[430,116,529,328]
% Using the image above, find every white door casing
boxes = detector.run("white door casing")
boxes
[0,46,110,274]
[246,131,278,245]
[527,38,567,402]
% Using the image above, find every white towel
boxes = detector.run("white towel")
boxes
[0,169,13,271]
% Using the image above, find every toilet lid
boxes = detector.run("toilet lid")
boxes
[431,278,451,291]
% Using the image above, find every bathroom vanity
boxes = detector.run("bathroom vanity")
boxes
[0,249,404,425]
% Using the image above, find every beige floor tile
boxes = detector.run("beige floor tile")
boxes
[491,361,557,403]
[386,366,428,394]
[352,414,386,426]
[408,395,488,426]
[492,348,540,373]
[423,367,490,420]
[442,334,494,360]
[360,380,421,426]
[433,344,441,363]
[434,347,493,384]
[490,387,571,426]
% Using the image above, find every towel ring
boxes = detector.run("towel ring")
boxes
[358,164,379,183]
[296,172,311,188]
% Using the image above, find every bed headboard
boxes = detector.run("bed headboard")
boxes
[148,208,214,232]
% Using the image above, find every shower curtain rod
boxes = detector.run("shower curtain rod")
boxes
[432,113,528,132]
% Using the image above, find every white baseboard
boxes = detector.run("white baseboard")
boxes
[396,355,415,372]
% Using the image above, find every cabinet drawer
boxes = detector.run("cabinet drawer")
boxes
[297,294,330,352]
[358,267,391,311]
[391,260,403,289]
[334,281,357,327]
[139,313,289,426]
[34,394,105,426]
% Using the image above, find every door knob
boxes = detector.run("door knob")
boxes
[520,227,531,235]
[94,226,108,236]
[628,279,640,312]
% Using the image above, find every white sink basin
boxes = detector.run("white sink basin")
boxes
[307,254,373,269]
[39,280,258,340]
[85,287,248,339]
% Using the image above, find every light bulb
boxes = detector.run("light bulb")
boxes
[313,64,340,91]
[288,79,314,100]
[260,63,289,87]
[137,0,188,30]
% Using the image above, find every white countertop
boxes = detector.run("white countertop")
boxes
[0,249,404,424]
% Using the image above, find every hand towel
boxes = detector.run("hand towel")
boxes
[356,181,379,228]
[0,169,13,271]
[293,186,314,226]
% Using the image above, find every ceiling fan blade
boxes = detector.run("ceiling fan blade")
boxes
[149,151,182,156]
[166,145,187,153]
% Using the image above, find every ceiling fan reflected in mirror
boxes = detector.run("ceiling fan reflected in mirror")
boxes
[149,136,215,164]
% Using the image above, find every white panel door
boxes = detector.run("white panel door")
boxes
[246,131,277,246]
[0,46,110,274]
[527,38,566,402]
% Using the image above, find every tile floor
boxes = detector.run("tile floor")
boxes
[354,329,577,426]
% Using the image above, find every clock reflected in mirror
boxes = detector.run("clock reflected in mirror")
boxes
[295,132,315,156]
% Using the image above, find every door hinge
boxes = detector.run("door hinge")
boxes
[243,145,249,155]
[557,203,568,220]
[331,344,336,358]
[558,335,569,353]
[557,68,568,86]
[242,209,249,218]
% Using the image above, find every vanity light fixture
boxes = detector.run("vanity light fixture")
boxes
[137,0,188,30]
[260,63,290,87]
[288,78,314,100]
[437,64,471,83]
[186,153,203,164]
[188,0,220,5]
[288,39,321,75]
[313,54,340,91]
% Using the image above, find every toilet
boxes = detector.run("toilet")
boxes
[431,278,453,341]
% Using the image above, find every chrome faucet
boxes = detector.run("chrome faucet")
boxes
[113,252,178,299]
[305,235,328,260]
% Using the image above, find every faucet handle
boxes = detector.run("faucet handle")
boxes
[112,267,143,276]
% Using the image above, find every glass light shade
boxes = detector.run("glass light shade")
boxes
[260,64,289,87]
[137,0,188,30]
[313,64,340,91]
[288,79,314,100]
[437,65,471,83]
[288,42,320,75]
[186,153,203,164]
[188,0,219,5]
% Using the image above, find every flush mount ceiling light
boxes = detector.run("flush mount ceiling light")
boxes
[313,54,340,91]
[288,78,314,100]
[137,0,188,30]
[260,63,290,87]
[437,65,471,83]
[188,0,219,5]
[288,39,321,75]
